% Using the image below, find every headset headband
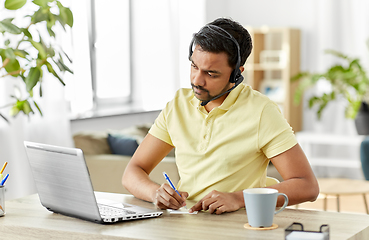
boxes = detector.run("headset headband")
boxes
[188,24,242,83]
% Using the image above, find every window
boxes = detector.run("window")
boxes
[89,0,131,106]
[68,0,206,117]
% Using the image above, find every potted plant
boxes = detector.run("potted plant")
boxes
[0,0,73,123]
[292,41,369,135]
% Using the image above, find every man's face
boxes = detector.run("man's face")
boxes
[190,45,233,103]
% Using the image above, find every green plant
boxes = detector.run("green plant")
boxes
[0,0,73,123]
[292,42,369,120]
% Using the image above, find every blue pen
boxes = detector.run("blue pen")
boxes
[1,174,9,186]
[162,172,187,209]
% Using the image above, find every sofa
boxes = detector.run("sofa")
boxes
[73,124,179,194]
[73,123,284,195]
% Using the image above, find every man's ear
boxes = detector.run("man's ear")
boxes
[239,66,245,73]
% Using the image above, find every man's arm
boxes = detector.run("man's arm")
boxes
[189,143,319,214]
[268,143,319,206]
[122,133,188,209]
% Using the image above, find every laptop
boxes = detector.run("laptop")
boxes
[24,141,163,224]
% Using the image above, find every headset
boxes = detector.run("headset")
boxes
[189,24,244,106]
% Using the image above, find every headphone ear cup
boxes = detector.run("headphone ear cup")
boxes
[229,69,243,83]
[235,73,244,84]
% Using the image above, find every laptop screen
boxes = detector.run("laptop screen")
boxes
[24,141,102,223]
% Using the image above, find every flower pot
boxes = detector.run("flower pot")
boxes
[355,102,369,135]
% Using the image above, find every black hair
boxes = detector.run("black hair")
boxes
[191,18,252,68]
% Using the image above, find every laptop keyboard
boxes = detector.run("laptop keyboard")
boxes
[98,204,137,216]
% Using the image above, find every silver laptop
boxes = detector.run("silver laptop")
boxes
[24,141,163,224]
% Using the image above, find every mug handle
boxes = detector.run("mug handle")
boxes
[274,193,289,215]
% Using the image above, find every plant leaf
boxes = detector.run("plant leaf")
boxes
[33,100,43,116]
[4,48,16,59]
[53,15,66,30]
[9,105,20,117]
[47,26,55,37]
[59,7,73,28]
[31,8,50,24]
[14,49,29,58]
[58,59,73,74]
[22,100,34,115]
[4,0,27,10]
[38,35,50,58]
[56,1,74,28]
[4,59,21,76]
[63,7,73,27]
[45,61,65,85]
[325,49,348,60]
[32,0,53,7]
[25,67,41,91]
[291,72,309,82]
[0,20,22,34]
[21,28,33,39]
[46,12,56,29]
[30,39,47,59]
[0,113,9,123]
[61,49,72,63]
[1,18,15,23]
[52,57,63,71]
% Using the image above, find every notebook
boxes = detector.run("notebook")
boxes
[24,141,163,224]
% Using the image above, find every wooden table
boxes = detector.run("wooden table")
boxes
[318,178,369,214]
[1,192,369,240]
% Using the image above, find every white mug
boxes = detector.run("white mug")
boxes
[243,188,288,228]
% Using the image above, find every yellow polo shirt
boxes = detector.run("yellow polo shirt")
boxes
[149,83,297,201]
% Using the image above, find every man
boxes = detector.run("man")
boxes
[122,18,319,214]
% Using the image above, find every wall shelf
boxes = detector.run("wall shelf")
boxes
[243,27,302,132]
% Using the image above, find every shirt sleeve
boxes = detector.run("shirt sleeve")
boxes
[258,102,297,158]
[148,101,174,147]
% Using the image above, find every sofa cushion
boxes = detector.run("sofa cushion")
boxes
[108,123,175,157]
[84,155,178,194]
[73,131,111,155]
[72,123,175,157]
[107,133,139,156]
[108,123,152,145]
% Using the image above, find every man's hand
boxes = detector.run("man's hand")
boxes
[189,190,244,215]
[153,183,189,210]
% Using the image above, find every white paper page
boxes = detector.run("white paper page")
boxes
[168,208,198,214]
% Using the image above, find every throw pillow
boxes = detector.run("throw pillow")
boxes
[107,134,139,156]
[73,132,111,155]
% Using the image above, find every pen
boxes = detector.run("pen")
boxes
[0,162,7,181]
[0,162,7,174]
[162,172,187,209]
[1,174,9,186]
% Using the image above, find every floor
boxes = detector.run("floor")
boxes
[292,193,369,215]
